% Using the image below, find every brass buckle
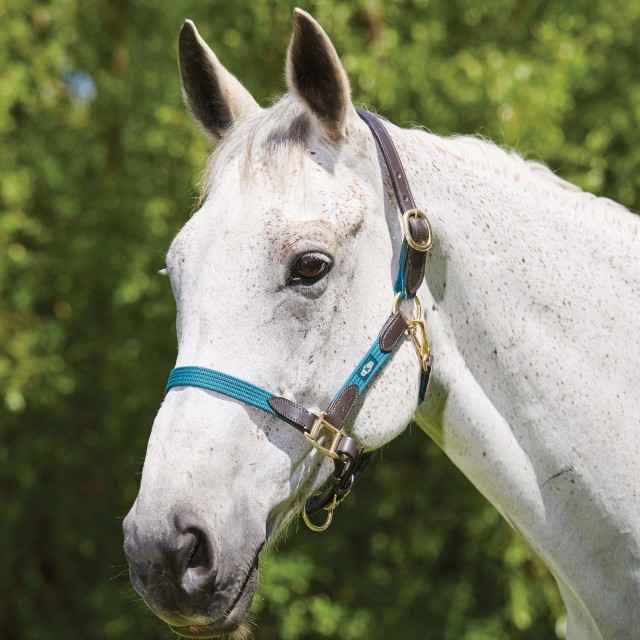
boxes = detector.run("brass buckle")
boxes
[401,209,432,252]
[304,412,344,459]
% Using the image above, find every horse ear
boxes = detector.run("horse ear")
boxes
[286,9,352,141]
[178,20,260,140]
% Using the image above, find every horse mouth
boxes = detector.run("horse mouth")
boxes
[168,559,259,638]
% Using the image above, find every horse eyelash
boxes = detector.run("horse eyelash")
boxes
[158,268,168,276]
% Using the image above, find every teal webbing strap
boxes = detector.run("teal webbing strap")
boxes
[165,327,395,415]
[336,341,391,397]
[393,244,408,296]
[165,367,277,415]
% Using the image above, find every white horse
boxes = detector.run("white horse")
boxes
[123,9,640,639]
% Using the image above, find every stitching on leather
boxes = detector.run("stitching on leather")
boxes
[268,397,309,426]
[370,117,417,210]
[380,315,395,351]
[379,316,393,351]
[379,138,411,210]
[327,386,357,418]
[406,219,427,293]
[361,112,415,212]
[380,314,405,351]
[407,249,420,293]
[376,130,403,205]
[327,385,358,424]
[341,386,359,417]
[414,219,428,287]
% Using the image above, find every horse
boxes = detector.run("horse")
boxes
[123,9,640,639]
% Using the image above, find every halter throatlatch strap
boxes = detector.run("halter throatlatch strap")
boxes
[164,110,433,532]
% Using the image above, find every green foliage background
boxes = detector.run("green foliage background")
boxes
[1,0,637,638]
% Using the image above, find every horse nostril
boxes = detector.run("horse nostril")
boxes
[185,529,209,569]
[124,517,219,600]
[178,527,217,590]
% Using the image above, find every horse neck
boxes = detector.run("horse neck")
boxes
[391,126,640,638]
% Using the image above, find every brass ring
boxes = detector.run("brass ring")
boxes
[302,507,334,532]
[402,209,432,252]
[392,292,422,321]
[302,493,337,533]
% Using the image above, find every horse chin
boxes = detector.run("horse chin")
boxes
[170,622,253,640]
[167,561,259,639]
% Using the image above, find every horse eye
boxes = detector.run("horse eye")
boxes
[289,253,331,285]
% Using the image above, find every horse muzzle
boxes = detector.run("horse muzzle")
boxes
[123,507,262,637]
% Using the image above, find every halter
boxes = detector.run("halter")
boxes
[165,109,433,531]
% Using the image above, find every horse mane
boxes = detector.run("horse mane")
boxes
[403,127,638,237]
[197,94,638,238]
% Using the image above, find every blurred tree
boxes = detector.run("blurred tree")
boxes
[0,0,636,638]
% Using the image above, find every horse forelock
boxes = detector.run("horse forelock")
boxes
[198,94,313,204]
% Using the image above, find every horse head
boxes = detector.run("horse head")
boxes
[123,10,422,637]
